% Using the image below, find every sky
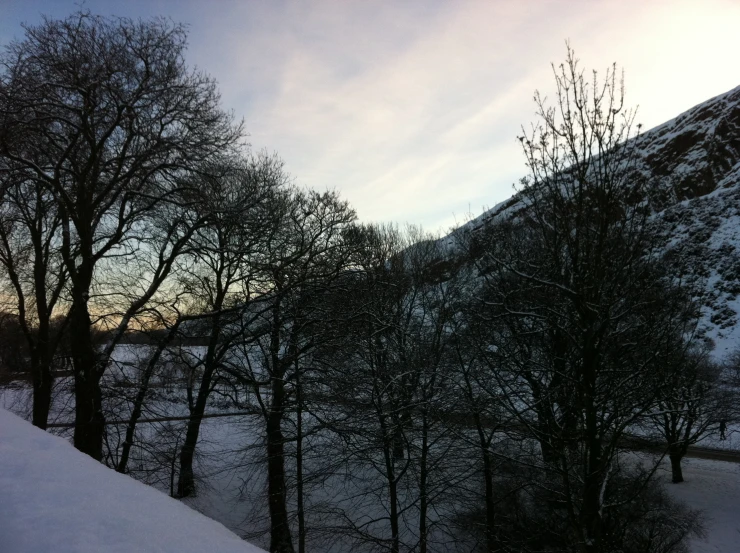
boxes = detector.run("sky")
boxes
[1,1,740,233]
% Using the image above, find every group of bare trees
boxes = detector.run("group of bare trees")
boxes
[0,12,240,458]
[0,13,733,553]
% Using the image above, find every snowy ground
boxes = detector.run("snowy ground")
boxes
[661,456,740,553]
[2,346,739,553]
[0,408,265,553]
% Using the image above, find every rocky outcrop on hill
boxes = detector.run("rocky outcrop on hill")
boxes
[641,85,740,204]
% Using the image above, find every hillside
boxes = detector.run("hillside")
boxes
[455,84,740,357]
[0,408,265,553]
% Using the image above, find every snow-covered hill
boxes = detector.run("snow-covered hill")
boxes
[453,84,740,358]
[0,408,265,553]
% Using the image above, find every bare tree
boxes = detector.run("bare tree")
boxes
[0,12,241,459]
[233,188,355,553]
[329,224,416,553]
[174,154,287,498]
[317,224,471,553]
[649,343,730,483]
[114,314,183,475]
[0,162,67,428]
[466,45,702,553]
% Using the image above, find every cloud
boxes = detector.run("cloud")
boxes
[3,0,740,230]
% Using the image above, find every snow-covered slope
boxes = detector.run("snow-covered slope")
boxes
[637,84,740,357]
[0,408,265,553]
[453,84,740,357]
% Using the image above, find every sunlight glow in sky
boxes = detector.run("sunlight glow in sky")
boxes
[2,0,740,232]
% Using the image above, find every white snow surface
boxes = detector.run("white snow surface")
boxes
[663,457,740,553]
[0,408,265,553]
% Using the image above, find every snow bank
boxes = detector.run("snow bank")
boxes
[0,408,265,553]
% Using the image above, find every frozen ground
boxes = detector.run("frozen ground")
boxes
[1,400,739,553]
[661,456,740,553]
[2,342,739,553]
[0,408,265,553]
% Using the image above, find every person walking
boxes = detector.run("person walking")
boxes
[720,420,727,441]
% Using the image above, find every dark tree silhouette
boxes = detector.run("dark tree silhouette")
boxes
[466,46,702,553]
[0,12,241,459]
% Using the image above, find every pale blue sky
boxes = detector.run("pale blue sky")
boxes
[2,1,740,232]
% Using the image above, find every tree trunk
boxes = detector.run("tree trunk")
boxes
[65,224,104,461]
[295,361,306,553]
[177,391,208,497]
[670,453,684,483]
[118,331,176,474]
[70,296,104,461]
[30,351,52,430]
[473,413,496,553]
[263,296,295,553]
[392,414,406,461]
[8,306,53,430]
[578,348,604,553]
[266,378,294,553]
[384,444,400,553]
[419,411,429,553]
[30,255,54,430]
[176,357,216,497]
[177,310,223,498]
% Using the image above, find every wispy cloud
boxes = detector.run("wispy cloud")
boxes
[3,0,740,231]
